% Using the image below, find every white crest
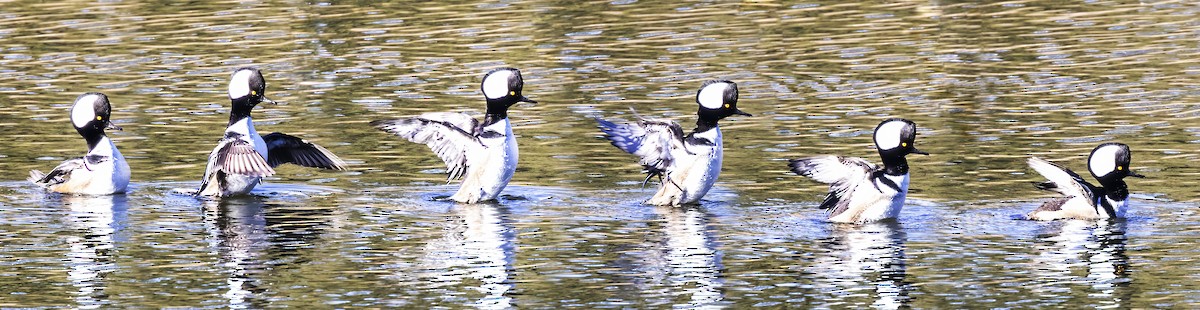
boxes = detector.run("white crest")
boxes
[1089,144,1121,177]
[482,70,514,99]
[697,82,729,109]
[228,69,255,99]
[71,94,102,128]
[874,120,907,150]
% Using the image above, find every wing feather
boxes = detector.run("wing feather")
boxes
[788,155,877,215]
[197,135,275,195]
[215,139,275,177]
[597,117,688,177]
[262,132,348,170]
[414,112,478,133]
[28,158,88,187]
[371,113,482,180]
[1028,157,1095,201]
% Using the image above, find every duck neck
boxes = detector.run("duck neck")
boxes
[485,99,510,121]
[1100,179,1130,201]
[80,130,105,151]
[229,98,255,127]
[879,154,910,175]
[481,112,507,130]
[695,118,719,133]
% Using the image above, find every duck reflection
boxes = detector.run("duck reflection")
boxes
[809,221,909,309]
[1031,220,1130,306]
[62,194,128,309]
[416,203,516,309]
[201,197,333,309]
[639,206,725,308]
[202,198,267,309]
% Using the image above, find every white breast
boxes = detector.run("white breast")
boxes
[57,137,130,195]
[658,127,723,205]
[102,137,131,193]
[830,173,908,223]
[1103,196,1129,218]
[451,119,518,203]
[227,117,267,158]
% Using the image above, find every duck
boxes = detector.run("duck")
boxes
[788,118,928,223]
[29,92,131,195]
[196,67,347,197]
[371,67,536,204]
[1026,142,1143,220]
[597,80,751,206]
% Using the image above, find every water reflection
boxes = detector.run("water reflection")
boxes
[639,206,725,308]
[200,197,334,309]
[62,194,128,309]
[414,203,516,309]
[1,0,1200,306]
[1031,220,1131,308]
[202,198,268,309]
[810,221,909,309]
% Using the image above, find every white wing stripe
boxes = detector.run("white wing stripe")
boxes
[1028,157,1089,198]
[372,113,483,180]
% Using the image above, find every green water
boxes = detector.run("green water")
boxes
[1,0,1199,308]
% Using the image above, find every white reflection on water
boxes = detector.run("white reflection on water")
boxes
[640,206,726,309]
[415,203,516,309]
[1031,220,1130,308]
[202,198,268,310]
[809,221,908,309]
[63,194,127,310]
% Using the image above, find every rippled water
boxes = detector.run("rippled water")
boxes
[2,0,1199,308]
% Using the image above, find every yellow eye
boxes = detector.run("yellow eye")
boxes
[96,116,103,121]
[902,142,908,147]
[1117,166,1123,171]
[509,91,516,96]
[724,104,730,108]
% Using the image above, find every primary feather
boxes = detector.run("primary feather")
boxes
[371,112,484,181]
[789,155,878,217]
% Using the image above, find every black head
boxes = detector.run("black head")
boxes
[70,92,120,148]
[873,118,927,157]
[1088,142,1143,182]
[695,80,751,127]
[481,68,536,117]
[227,67,276,125]
[228,67,275,106]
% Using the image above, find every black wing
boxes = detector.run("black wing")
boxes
[262,132,348,170]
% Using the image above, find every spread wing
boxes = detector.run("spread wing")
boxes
[788,155,877,216]
[371,112,482,181]
[412,112,479,133]
[28,158,87,187]
[262,132,348,170]
[197,133,275,194]
[1028,157,1097,202]
[596,117,690,178]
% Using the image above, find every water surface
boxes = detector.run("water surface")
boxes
[2,0,1199,308]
